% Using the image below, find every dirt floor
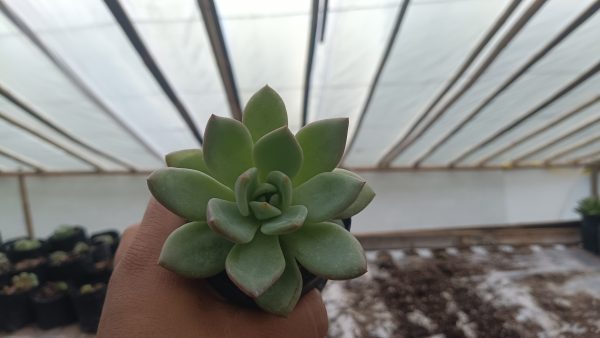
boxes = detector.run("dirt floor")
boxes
[324,245,600,338]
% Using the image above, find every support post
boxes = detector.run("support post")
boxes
[592,166,599,198]
[17,174,34,238]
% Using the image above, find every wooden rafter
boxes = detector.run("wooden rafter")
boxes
[544,135,600,164]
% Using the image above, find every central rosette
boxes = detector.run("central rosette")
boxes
[206,167,308,243]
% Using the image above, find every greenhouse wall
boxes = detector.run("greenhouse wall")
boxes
[0,168,592,239]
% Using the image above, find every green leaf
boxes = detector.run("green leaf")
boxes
[293,118,349,186]
[249,201,282,220]
[282,222,366,279]
[235,168,258,216]
[253,127,303,180]
[255,253,302,316]
[147,168,234,221]
[203,115,254,188]
[226,232,285,298]
[159,221,233,278]
[207,199,260,244]
[165,149,211,174]
[333,169,375,219]
[261,205,307,235]
[252,183,277,199]
[242,85,288,142]
[266,171,292,210]
[292,172,364,223]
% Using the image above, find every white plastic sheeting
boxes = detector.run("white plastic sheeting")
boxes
[0,0,598,173]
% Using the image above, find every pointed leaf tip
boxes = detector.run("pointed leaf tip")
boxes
[207,198,260,244]
[243,86,288,142]
[256,253,302,316]
[254,127,303,180]
[165,149,211,174]
[333,169,375,219]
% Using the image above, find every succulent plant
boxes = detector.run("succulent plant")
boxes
[93,234,115,246]
[73,241,90,255]
[576,197,600,216]
[0,252,11,274]
[2,272,39,295]
[13,238,41,251]
[49,251,69,266]
[80,283,103,295]
[148,86,375,316]
[52,225,78,239]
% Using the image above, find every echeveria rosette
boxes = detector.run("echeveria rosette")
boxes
[147,86,375,316]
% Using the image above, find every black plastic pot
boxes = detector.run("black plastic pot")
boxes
[0,271,11,287]
[48,226,87,252]
[91,230,120,255]
[207,218,352,309]
[48,254,93,283]
[87,261,113,284]
[0,290,34,332]
[13,258,48,284]
[3,238,48,262]
[581,214,600,254]
[71,284,107,333]
[31,286,76,329]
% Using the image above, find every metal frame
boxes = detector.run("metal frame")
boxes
[449,62,600,166]
[104,0,204,145]
[378,0,521,168]
[301,0,320,126]
[197,0,242,121]
[17,174,34,237]
[343,0,411,161]
[0,147,44,172]
[512,115,600,165]
[544,135,600,165]
[0,1,163,162]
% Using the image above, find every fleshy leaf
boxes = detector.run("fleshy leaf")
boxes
[226,232,285,297]
[293,118,349,186]
[333,169,376,219]
[148,168,234,221]
[159,221,233,278]
[292,172,364,223]
[269,194,281,208]
[242,85,288,142]
[249,201,282,220]
[203,115,254,188]
[253,127,303,180]
[255,252,302,316]
[266,171,292,210]
[282,222,366,279]
[165,149,211,174]
[207,199,260,244]
[235,168,258,216]
[261,205,307,235]
[252,183,277,199]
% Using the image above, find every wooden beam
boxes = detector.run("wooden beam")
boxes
[574,149,600,166]
[414,0,595,168]
[0,147,44,172]
[17,174,34,238]
[301,0,320,126]
[104,0,204,145]
[477,96,599,166]
[377,0,521,167]
[450,62,600,166]
[545,135,600,164]
[197,0,242,121]
[0,1,163,162]
[591,166,599,198]
[512,115,600,165]
[342,0,410,162]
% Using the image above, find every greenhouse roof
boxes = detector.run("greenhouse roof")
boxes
[0,0,598,175]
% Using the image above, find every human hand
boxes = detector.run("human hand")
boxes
[97,198,328,338]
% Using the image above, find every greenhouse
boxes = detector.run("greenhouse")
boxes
[0,0,599,337]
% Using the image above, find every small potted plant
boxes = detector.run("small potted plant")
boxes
[71,282,107,333]
[31,281,76,329]
[0,252,12,286]
[147,86,375,315]
[5,238,47,262]
[48,225,87,252]
[90,231,119,262]
[48,242,93,283]
[576,196,600,254]
[0,272,39,331]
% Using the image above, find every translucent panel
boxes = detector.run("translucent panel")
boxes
[424,9,600,165]
[0,96,124,171]
[490,101,599,165]
[216,0,311,132]
[458,73,600,165]
[343,0,509,167]
[309,0,400,143]
[4,0,198,160]
[0,120,91,171]
[552,139,600,165]
[119,0,231,128]
[0,155,33,172]
[392,0,595,167]
[519,123,600,164]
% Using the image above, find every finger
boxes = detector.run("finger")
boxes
[113,223,139,266]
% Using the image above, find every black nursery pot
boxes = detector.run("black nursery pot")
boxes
[3,238,48,262]
[13,258,49,284]
[0,291,34,332]
[70,285,107,333]
[207,218,352,309]
[31,287,76,329]
[581,214,600,254]
[48,254,94,283]
[48,226,87,252]
[91,230,120,255]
